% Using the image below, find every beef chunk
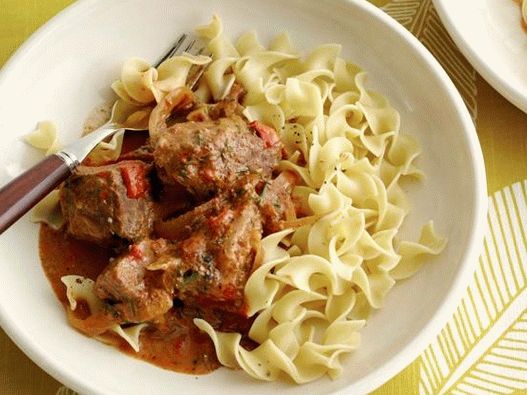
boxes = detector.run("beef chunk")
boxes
[171,189,262,308]
[259,172,297,233]
[153,182,194,221]
[153,116,281,199]
[60,160,154,245]
[154,194,220,241]
[95,239,176,323]
[96,189,262,322]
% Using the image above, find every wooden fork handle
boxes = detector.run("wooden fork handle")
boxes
[0,155,71,234]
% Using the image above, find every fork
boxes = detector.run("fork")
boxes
[0,33,206,235]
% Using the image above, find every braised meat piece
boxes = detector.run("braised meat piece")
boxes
[60,160,154,245]
[259,172,297,233]
[154,195,221,241]
[171,188,262,308]
[153,182,194,221]
[95,188,262,323]
[95,239,176,323]
[153,116,281,199]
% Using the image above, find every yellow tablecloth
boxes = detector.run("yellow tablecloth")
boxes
[1,0,527,394]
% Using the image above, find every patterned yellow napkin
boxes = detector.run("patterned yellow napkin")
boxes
[1,1,527,394]
[417,181,527,394]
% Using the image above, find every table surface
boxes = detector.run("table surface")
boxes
[1,0,527,394]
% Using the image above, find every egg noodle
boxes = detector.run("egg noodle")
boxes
[29,16,446,383]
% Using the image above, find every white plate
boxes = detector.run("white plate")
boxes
[433,0,527,113]
[0,0,487,394]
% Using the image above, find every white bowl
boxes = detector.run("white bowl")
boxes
[433,0,527,113]
[0,0,487,394]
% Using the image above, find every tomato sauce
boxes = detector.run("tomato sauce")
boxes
[39,225,110,304]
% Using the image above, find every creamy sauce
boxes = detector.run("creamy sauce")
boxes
[38,131,224,375]
[39,225,220,374]
[82,102,113,136]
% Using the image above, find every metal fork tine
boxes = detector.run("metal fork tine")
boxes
[153,32,210,89]
[154,33,190,68]
[184,39,197,53]
[187,63,208,89]
[186,40,211,89]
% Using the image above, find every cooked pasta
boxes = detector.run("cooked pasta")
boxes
[61,276,147,352]
[24,121,61,155]
[25,122,66,229]
[24,116,126,165]
[31,190,64,230]
[86,129,125,165]
[111,54,211,105]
